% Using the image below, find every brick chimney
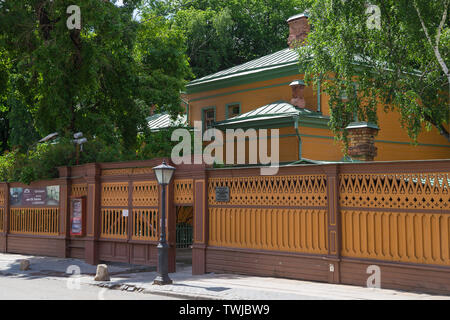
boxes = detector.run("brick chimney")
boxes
[149,105,157,116]
[289,80,306,109]
[345,122,380,161]
[287,12,310,48]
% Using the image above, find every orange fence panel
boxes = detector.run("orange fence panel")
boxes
[209,207,328,254]
[209,175,327,207]
[132,181,158,207]
[101,182,129,207]
[132,208,159,241]
[71,183,88,198]
[339,172,449,210]
[174,179,194,204]
[100,208,128,239]
[9,208,59,236]
[340,172,450,266]
[341,210,450,266]
[208,174,328,254]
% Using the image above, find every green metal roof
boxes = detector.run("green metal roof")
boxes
[287,13,309,22]
[147,112,187,131]
[186,48,300,93]
[214,101,329,129]
[185,44,391,95]
[345,121,379,130]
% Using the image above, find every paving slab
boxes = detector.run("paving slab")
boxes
[1,253,449,300]
[0,253,152,278]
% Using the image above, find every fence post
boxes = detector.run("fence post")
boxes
[166,180,176,273]
[324,164,342,284]
[85,163,101,265]
[58,168,71,258]
[0,182,8,253]
[192,167,208,275]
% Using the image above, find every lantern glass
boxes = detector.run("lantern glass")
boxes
[153,161,175,185]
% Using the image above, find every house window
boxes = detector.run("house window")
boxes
[202,107,215,131]
[226,103,241,119]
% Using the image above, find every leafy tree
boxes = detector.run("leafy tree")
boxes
[0,0,191,153]
[297,0,449,145]
[143,0,312,78]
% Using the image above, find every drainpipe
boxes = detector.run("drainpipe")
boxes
[294,115,302,160]
[317,78,321,113]
[181,97,189,124]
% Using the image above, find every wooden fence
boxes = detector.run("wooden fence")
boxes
[0,207,4,233]
[10,208,59,236]
[203,161,450,294]
[0,159,448,295]
[339,171,449,266]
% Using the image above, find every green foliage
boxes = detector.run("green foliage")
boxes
[144,0,312,78]
[298,0,449,146]
[136,126,193,160]
[0,0,191,154]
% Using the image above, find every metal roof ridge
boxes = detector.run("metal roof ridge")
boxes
[187,48,298,85]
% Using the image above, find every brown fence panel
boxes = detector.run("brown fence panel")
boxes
[0,207,4,233]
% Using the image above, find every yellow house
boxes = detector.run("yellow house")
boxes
[178,13,450,164]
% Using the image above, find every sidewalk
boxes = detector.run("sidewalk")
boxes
[0,253,449,300]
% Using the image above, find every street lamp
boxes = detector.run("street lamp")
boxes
[152,161,176,285]
[73,132,87,165]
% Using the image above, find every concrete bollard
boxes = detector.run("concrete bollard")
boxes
[94,264,110,281]
[20,260,30,271]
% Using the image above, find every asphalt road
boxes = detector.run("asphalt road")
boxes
[0,275,181,300]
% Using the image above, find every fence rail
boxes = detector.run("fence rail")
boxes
[9,208,59,235]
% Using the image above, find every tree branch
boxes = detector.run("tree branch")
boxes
[413,1,449,81]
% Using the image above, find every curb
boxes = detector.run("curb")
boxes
[142,288,221,300]
[91,281,224,300]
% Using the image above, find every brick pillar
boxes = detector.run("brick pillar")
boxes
[287,12,310,48]
[192,170,208,275]
[324,164,342,284]
[84,164,101,265]
[289,80,306,109]
[346,122,380,161]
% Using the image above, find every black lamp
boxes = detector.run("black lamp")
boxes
[152,161,175,285]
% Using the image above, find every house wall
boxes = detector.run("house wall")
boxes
[187,75,450,162]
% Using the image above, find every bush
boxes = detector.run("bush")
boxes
[0,128,188,184]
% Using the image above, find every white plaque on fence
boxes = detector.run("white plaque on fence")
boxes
[122,209,129,217]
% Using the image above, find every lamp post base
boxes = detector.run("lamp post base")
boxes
[153,274,173,285]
